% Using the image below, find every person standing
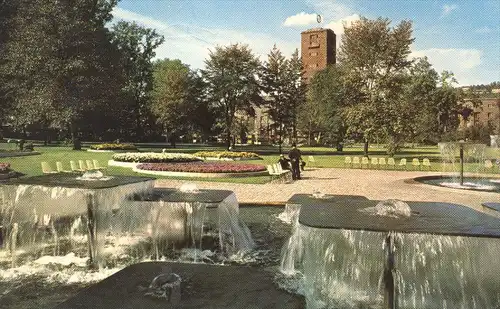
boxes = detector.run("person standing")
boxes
[288,143,302,180]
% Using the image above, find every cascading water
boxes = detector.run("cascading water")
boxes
[0,178,155,268]
[279,196,500,309]
[119,188,254,261]
[281,225,386,309]
[396,233,500,309]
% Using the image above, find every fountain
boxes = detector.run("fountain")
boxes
[0,173,155,268]
[279,194,500,309]
[413,141,500,192]
[123,184,255,260]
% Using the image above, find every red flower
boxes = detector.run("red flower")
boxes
[0,163,11,173]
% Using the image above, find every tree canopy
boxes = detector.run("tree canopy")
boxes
[202,44,263,149]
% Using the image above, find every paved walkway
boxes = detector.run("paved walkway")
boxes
[155,168,499,211]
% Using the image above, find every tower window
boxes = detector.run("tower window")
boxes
[309,51,318,56]
[309,34,319,47]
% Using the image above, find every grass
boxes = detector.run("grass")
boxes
[1,145,498,184]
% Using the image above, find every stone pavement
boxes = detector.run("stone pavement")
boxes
[155,168,499,212]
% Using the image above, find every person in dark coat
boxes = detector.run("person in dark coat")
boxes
[288,143,302,180]
[278,154,290,170]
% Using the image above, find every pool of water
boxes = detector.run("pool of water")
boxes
[415,176,500,193]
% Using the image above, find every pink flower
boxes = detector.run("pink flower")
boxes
[137,162,266,173]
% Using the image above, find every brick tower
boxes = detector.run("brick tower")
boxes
[301,28,336,82]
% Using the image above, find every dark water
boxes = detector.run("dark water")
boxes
[0,206,290,309]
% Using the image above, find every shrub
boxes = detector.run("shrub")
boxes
[193,151,261,159]
[24,142,34,151]
[90,143,137,151]
[136,162,266,173]
[112,152,201,163]
[0,163,11,173]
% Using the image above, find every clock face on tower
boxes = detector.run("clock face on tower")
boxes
[316,14,322,24]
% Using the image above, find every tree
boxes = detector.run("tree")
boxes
[0,0,124,148]
[111,21,165,140]
[260,45,290,153]
[339,17,414,156]
[151,59,210,147]
[403,57,440,143]
[286,49,307,142]
[302,65,347,146]
[0,0,18,129]
[202,44,263,150]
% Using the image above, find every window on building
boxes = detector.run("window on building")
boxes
[309,51,318,57]
[308,63,318,69]
[309,34,319,47]
[487,112,491,119]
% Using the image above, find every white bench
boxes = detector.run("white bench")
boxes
[267,164,292,183]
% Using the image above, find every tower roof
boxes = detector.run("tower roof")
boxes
[301,28,335,34]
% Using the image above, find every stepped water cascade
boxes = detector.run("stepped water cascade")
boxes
[279,194,500,309]
[0,174,156,268]
[121,186,255,260]
[0,174,254,275]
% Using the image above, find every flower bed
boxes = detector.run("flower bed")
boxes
[112,152,202,163]
[89,143,138,151]
[0,162,10,173]
[136,162,266,173]
[193,151,261,160]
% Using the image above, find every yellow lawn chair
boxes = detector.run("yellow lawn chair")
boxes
[398,158,407,170]
[70,161,84,172]
[412,158,421,170]
[422,158,431,170]
[56,162,72,173]
[41,162,58,174]
[344,156,352,168]
[378,158,387,169]
[361,157,369,169]
[352,157,360,168]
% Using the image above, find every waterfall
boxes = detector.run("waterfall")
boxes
[280,223,500,308]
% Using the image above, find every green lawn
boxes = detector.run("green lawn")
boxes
[1,145,498,184]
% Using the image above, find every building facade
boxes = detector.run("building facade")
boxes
[300,28,336,82]
[461,97,500,131]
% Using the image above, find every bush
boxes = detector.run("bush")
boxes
[112,152,202,163]
[193,151,261,159]
[24,142,34,151]
[136,162,266,173]
[90,143,137,151]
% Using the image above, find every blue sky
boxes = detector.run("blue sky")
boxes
[112,0,499,86]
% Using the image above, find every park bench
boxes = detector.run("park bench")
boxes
[267,164,292,183]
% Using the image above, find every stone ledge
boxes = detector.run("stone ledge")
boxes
[132,166,268,178]
[54,262,304,309]
[0,151,40,158]
[108,160,140,168]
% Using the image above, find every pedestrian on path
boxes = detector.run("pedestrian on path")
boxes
[288,143,302,180]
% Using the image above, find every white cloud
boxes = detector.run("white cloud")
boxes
[111,8,298,69]
[475,26,492,34]
[283,12,318,27]
[441,4,458,17]
[411,48,484,85]
[324,14,360,47]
